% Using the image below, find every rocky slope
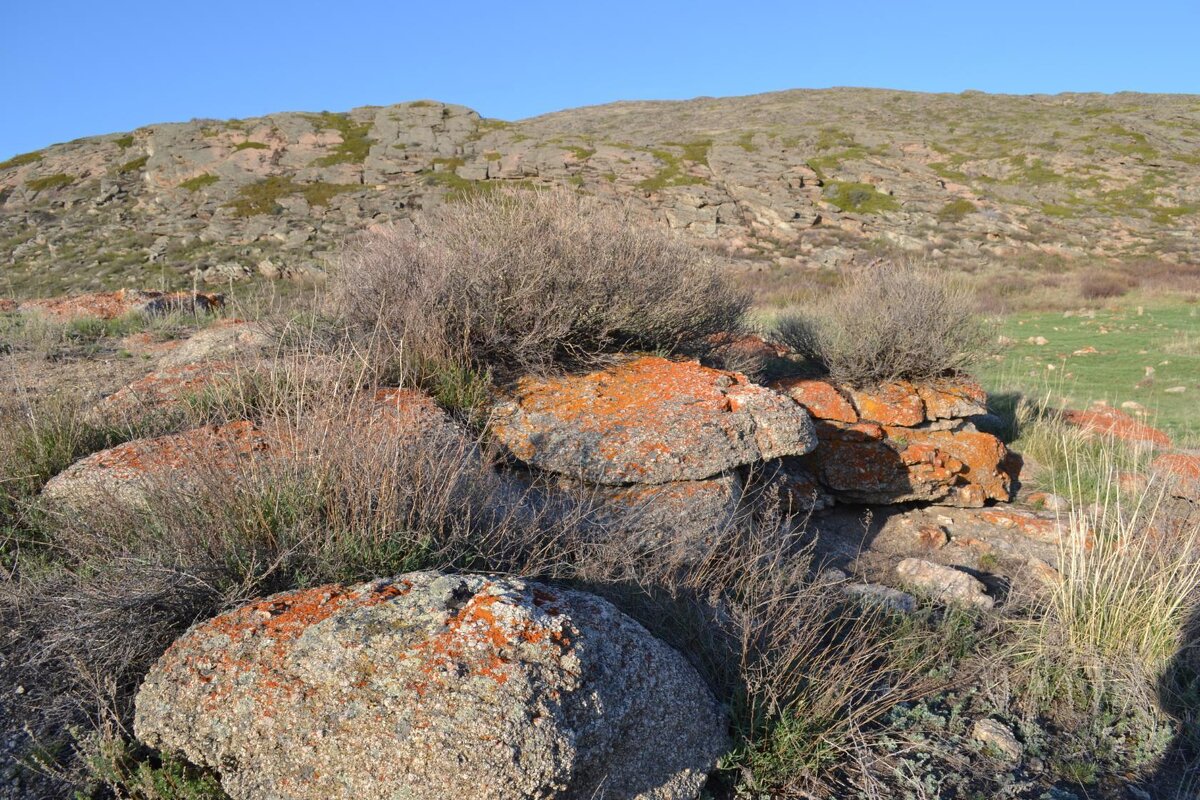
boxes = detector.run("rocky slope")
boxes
[2,88,1199,296]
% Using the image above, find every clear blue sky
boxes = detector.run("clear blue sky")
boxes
[4,0,1198,160]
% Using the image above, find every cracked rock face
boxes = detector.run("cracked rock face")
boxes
[490,356,817,485]
[134,571,730,800]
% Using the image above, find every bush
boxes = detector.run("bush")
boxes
[775,262,990,387]
[329,188,748,376]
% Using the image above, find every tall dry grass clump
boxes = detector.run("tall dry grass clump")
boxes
[775,261,990,387]
[329,188,749,376]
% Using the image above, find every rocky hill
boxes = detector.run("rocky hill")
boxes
[2,88,1199,296]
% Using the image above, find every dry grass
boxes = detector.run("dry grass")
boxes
[774,261,991,387]
[329,188,749,378]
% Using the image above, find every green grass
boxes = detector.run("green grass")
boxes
[227,177,359,216]
[736,132,758,152]
[564,145,595,160]
[0,150,44,171]
[117,155,149,174]
[979,303,1200,447]
[25,173,74,191]
[637,142,710,191]
[306,112,374,166]
[937,198,976,221]
[179,174,219,192]
[822,181,899,214]
[233,141,270,151]
[114,136,135,149]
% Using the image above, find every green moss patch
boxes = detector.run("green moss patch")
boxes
[233,141,270,151]
[114,136,135,149]
[637,142,711,191]
[0,151,44,171]
[117,156,149,174]
[25,173,74,192]
[937,198,977,221]
[306,112,374,167]
[227,176,359,216]
[179,174,219,192]
[823,182,899,214]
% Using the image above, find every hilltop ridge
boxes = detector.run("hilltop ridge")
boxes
[2,87,1198,297]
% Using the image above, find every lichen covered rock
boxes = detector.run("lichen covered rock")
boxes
[491,356,816,484]
[134,572,729,800]
[17,289,223,320]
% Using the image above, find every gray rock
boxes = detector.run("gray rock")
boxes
[895,558,994,610]
[134,571,730,800]
[844,582,917,613]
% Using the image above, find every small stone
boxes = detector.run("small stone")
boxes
[895,558,994,610]
[971,718,1021,761]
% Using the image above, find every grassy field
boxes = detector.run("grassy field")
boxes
[979,302,1200,447]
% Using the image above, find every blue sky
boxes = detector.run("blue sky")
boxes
[3,0,1198,160]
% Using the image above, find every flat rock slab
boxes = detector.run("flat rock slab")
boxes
[87,361,239,425]
[134,571,729,800]
[1062,405,1172,448]
[159,319,271,366]
[491,356,816,485]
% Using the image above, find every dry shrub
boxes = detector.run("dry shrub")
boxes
[1078,269,1136,300]
[775,261,991,387]
[329,188,749,376]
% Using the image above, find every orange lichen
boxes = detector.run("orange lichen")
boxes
[771,377,858,423]
[1062,406,1172,448]
[849,382,925,426]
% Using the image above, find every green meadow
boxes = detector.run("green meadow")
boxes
[980,302,1200,447]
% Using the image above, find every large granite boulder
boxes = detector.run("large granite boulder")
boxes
[491,356,817,485]
[134,571,730,800]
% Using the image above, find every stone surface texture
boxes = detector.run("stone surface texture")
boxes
[134,571,729,800]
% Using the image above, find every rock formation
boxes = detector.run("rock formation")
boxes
[772,377,1013,507]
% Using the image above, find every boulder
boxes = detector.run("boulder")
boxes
[771,377,858,423]
[491,356,816,485]
[766,377,1011,507]
[17,289,224,321]
[46,389,463,510]
[134,572,729,800]
[895,558,994,610]
[586,473,743,550]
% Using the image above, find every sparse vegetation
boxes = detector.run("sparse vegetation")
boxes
[226,176,359,216]
[822,181,899,214]
[0,150,44,170]
[776,261,990,386]
[232,141,269,151]
[118,155,149,174]
[178,174,219,192]
[937,198,977,221]
[306,112,373,166]
[25,173,74,192]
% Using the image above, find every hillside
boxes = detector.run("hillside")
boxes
[2,87,1199,297]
